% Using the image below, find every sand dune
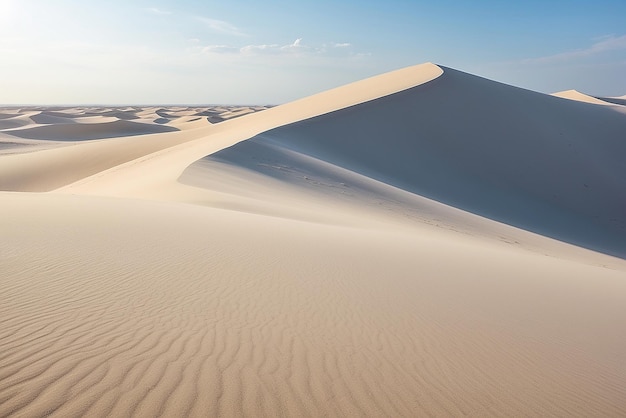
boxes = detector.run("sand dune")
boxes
[202,66,625,256]
[596,96,626,106]
[0,105,268,192]
[192,106,272,124]
[58,63,444,197]
[168,115,211,130]
[0,126,215,191]
[0,111,21,120]
[1,63,626,417]
[552,89,616,105]
[553,91,626,117]
[0,137,70,156]
[0,114,35,130]
[30,112,79,125]
[4,119,179,141]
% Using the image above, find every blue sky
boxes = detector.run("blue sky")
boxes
[1,0,625,104]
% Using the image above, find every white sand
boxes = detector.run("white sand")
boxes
[552,89,616,105]
[1,64,626,417]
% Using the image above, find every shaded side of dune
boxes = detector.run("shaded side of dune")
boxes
[0,117,33,130]
[596,97,626,106]
[204,66,626,258]
[6,120,179,141]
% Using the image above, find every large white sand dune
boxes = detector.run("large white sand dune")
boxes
[57,63,444,197]
[1,63,626,417]
[197,66,626,257]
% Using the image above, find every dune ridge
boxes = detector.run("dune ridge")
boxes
[197,66,626,257]
[0,104,270,192]
[56,63,443,196]
[2,63,626,417]
[552,89,616,105]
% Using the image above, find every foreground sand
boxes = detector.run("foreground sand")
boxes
[1,63,626,416]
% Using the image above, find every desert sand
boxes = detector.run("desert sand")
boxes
[1,63,626,417]
[551,89,616,106]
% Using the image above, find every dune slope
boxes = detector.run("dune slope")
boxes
[199,66,626,257]
[56,63,443,197]
[2,192,626,417]
[0,128,214,192]
[596,96,626,106]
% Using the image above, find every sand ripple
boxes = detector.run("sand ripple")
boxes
[1,194,626,417]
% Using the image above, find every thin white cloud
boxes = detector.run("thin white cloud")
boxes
[147,7,171,15]
[203,45,240,54]
[197,17,245,37]
[279,38,308,53]
[199,38,366,60]
[525,34,626,64]
[239,39,310,56]
[240,43,280,54]
[332,42,351,48]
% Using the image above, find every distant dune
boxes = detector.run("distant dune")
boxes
[6,119,179,141]
[552,89,616,105]
[0,105,268,191]
[596,96,626,106]
[1,64,626,417]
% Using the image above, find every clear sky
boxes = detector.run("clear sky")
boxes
[1,0,625,104]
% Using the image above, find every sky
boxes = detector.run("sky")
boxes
[1,0,625,104]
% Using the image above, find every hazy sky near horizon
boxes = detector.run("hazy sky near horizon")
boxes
[1,0,625,104]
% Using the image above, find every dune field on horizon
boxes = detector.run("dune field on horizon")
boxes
[2,62,626,417]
